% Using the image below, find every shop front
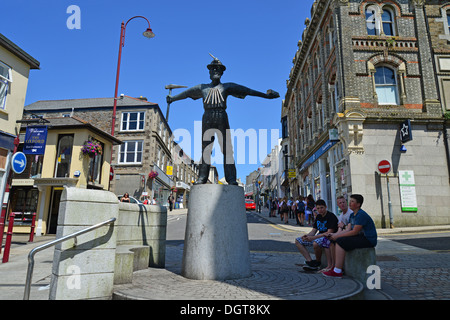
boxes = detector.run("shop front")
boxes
[151,165,172,208]
[4,117,120,235]
[175,181,190,209]
[299,139,337,212]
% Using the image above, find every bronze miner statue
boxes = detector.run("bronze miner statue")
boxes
[167,54,280,185]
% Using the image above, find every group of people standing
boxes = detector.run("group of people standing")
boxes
[268,194,316,226]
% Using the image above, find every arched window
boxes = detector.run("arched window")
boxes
[366,5,378,35]
[447,10,450,34]
[382,7,395,36]
[374,66,399,105]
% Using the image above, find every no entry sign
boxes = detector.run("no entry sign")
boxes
[378,160,391,174]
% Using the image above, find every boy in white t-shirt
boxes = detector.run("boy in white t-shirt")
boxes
[321,196,352,273]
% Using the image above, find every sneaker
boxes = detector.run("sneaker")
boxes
[305,260,320,268]
[322,269,343,278]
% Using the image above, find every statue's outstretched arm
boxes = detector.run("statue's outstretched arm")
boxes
[167,85,202,104]
[228,83,279,100]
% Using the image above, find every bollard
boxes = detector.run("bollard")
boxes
[29,212,36,243]
[2,212,15,263]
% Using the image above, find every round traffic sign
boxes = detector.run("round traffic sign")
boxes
[11,152,27,174]
[378,160,391,174]
[110,166,114,181]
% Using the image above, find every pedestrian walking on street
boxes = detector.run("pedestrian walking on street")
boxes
[280,197,289,224]
[305,194,315,226]
[168,194,174,211]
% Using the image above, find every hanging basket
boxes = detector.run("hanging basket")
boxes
[148,171,159,179]
[81,139,103,157]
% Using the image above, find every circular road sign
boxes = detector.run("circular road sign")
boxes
[377,160,392,175]
[11,152,27,174]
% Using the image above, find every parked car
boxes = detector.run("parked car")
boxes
[245,199,256,211]
[118,195,142,204]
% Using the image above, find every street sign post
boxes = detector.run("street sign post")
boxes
[11,152,27,174]
[377,160,391,174]
[377,160,394,228]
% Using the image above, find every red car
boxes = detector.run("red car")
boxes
[245,199,256,211]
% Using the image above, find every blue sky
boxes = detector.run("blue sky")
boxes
[2,0,313,182]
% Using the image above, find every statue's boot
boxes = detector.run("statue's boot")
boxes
[194,164,210,185]
[224,163,238,185]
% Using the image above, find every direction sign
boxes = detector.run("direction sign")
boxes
[377,160,391,175]
[11,152,27,174]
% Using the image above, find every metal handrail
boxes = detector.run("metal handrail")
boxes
[23,217,116,300]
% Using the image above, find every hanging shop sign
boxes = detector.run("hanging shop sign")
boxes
[23,126,48,155]
[399,120,413,144]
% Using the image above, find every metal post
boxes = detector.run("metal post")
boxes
[166,88,172,122]
[165,84,187,122]
[111,21,125,136]
[2,212,15,263]
[29,212,36,243]
[386,175,394,228]
[0,136,20,254]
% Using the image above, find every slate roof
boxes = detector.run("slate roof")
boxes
[20,116,122,145]
[0,33,40,69]
[25,96,157,112]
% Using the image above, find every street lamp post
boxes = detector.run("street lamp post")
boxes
[111,16,155,135]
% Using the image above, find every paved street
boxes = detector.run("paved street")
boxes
[1,207,450,300]
[253,208,450,300]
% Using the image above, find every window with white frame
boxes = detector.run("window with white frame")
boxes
[447,11,450,34]
[366,5,396,36]
[0,61,12,110]
[118,140,143,164]
[156,145,161,167]
[366,5,378,36]
[374,66,399,105]
[121,111,145,131]
[382,7,395,36]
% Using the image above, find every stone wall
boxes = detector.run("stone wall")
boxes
[49,187,167,300]
[349,122,450,227]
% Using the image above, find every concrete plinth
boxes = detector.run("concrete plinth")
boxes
[181,184,251,280]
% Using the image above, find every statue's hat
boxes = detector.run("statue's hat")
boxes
[207,53,226,71]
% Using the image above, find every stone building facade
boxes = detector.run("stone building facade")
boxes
[24,96,198,207]
[284,0,450,227]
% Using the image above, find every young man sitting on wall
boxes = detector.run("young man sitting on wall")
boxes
[322,194,377,278]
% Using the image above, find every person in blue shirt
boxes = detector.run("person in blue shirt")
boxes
[322,194,377,278]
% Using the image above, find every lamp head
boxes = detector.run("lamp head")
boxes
[143,27,155,38]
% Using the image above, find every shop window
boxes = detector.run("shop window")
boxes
[10,187,39,225]
[0,148,7,170]
[54,134,74,177]
[374,66,399,105]
[88,142,104,184]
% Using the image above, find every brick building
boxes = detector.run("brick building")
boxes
[24,96,198,206]
[284,0,450,227]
